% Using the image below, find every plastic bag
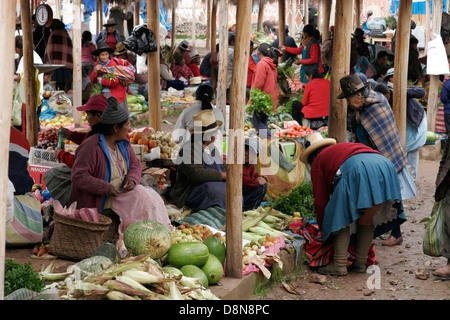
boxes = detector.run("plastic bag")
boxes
[427,34,450,75]
[123,24,157,55]
[136,53,148,74]
[47,91,73,117]
[11,81,24,126]
[423,199,446,257]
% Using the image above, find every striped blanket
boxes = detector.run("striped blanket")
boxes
[176,206,226,230]
[102,57,136,87]
[6,195,43,245]
[288,219,375,267]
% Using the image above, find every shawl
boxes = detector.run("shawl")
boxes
[356,89,406,172]
[44,29,73,68]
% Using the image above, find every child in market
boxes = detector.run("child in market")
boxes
[242,137,268,211]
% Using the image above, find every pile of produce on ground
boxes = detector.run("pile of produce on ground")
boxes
[127,94,148,115]
[272,182,316,221]
[129,126,180,159]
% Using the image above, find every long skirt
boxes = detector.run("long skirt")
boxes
[321,153,406,242]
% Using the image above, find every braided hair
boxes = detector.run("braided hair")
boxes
[257,43,279,66]
[195,84,215,110]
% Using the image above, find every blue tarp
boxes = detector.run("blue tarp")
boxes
[390,0,447,15]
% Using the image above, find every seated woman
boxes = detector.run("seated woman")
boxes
[171,110,262,213]
[243,138,267,211]
[365,51,391,81]
[170,109,227,213]
[173,84,224,148]
[171,51,194,81]
[291,66,330,130]
[70,97,171,243]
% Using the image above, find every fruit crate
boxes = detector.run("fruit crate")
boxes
[29,147,64,166]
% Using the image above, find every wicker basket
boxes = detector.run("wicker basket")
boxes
[49,212,112,261]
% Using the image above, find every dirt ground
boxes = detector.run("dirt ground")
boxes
[249,159,450,301]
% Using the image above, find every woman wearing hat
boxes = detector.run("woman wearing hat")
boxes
[187,49,201,77]
[90,41,134,110]
[340,74,416,200]
[53,94,108,168]
[300,132,406,276]
[95,18,123,50]
[70,97,171,243]
[171,51,194,81]
[170,109,226,212]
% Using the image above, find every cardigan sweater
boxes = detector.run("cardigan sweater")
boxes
[301,78,330,118]
[69,133,141,213]
[250,57,278,111]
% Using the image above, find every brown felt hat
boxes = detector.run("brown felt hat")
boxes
[337,74,370,99]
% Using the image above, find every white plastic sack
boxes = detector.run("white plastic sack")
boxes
[427,34,450,75]
[6,179,15,225]
[136,53,148,74]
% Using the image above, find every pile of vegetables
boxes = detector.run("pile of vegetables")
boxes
[41,254,221,300]
[172,223,226,245]
[127,94,148,115]
[268,112,294,128]
[275,122,316,138]
[130,127,179,159]
[246,88,274,116]
[5,259,45,297]
[272,182,316,220]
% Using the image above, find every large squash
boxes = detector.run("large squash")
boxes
[123,220,172,258]
[167,242,209,268]
[203,236,226,266]
[200,254,223,285]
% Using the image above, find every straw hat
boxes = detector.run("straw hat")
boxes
[99,97,129,125]
[77,94,107,112]
[337,74,371,99]
[190,109,223,134]
[114,42,127,56]
[300,132,336,164]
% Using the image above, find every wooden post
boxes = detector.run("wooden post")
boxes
[392,0,412,147]
[427,0,443,132]
[353,0,360,31]
[55,0,61,20]
[303,0,309,26]
[73,0,82,128]
[210,0,218,88]
[147,0,161,131]
[206,0,211,51]
[290,0,297,38]
[257,1,264,32]
[192,0,196,48]
[171,2,176,49]
[328,0,352,143]
[21,0,37,146]
[278,0,286,62]
[226,0,252,279]
[319,0,332,42]
[0,1,16,301]
[134,0,141,27]
[216,0,228,120]
[425,0,430,55]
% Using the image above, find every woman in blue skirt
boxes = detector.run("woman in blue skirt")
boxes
[300,133,406,276]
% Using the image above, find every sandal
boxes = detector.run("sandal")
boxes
[381,235,403,246]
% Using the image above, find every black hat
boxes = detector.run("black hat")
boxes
[99,97,129,125]
[92,41,115,56]
[352,28,365,40]
[337,74,370,99]
[103,18,118,27]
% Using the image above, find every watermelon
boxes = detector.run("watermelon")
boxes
[203,236,226,266]
[200,254,223,285]
[167,242,209,268]
[180,265,209,288]
[123,220,172,259]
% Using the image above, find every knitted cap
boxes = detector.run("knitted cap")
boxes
[99,97,129,125]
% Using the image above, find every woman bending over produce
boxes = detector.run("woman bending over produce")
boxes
[70,97,171,243]
[300,133,406,276]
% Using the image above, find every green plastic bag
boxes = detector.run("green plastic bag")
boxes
[423,199,446,257]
